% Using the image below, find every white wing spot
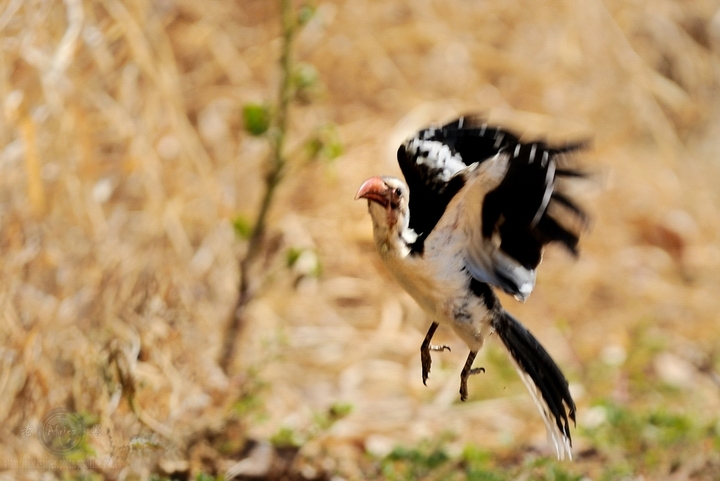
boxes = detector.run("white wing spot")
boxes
[531,158,557,228]
[405,138,466,182]
[480,124,487,135]
[541,150,549,168]
[514,144,521,158]
[529,144,537,164]
[494,133,505,148]
[458,117,464,129]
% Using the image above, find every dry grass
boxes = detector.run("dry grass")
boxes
[1,0,720,479]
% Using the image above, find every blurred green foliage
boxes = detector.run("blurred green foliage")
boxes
[367,400,720,480]
[60,411,99,463]
[581,401,718,476]
[271,401,354,449]
[232,214,253,240]
[242,103,271,136]
[195,474,224,481]
[271,426,303,449]
[305,123,343,162]
[296,3,316,26]
[232,367,269,421]
[292,62,321,103]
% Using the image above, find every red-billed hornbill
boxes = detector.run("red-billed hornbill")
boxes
[356,116,589,460]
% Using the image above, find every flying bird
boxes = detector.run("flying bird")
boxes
[355,115,589,460]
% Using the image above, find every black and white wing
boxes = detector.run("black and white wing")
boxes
[397,116,588,300]
[397,118,519,255]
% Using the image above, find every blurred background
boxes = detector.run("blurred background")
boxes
[1,0,720,479]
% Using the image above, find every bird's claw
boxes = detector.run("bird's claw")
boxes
[459,350,482,401]
[421,344,450,385]
[459,364,485,402]
[420,322,448,386]
[429,345,451,353]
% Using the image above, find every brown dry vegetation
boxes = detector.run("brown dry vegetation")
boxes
[2,0,720,480]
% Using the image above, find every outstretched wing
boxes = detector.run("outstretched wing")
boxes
[397,117,518,254]
[399,115,588,299]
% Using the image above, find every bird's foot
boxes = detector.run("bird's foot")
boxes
[429,345,451,352]
[459,367,484,401]
[459,350,483,401]
[421,344,450,385]
[420,322,448,385]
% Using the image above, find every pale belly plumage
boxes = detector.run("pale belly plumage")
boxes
[379,243,492,352]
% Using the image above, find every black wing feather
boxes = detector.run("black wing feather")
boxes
[396,144,466,254]
[480,139,587,270]
[431,118,520,163]
[493,310,576,444]
[397,116,587,270]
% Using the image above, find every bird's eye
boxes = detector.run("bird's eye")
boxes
[394,188,402,197]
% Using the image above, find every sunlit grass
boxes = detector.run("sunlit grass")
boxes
[1,0,719,479]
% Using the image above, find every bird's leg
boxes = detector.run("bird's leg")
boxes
[421,322,451,385]
[459,350,485,401]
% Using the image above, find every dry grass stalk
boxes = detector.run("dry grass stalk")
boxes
[0,0,719,479]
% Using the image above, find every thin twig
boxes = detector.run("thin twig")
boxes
[219,0,296,374]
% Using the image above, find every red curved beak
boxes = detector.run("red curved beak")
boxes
[355,176,390,208]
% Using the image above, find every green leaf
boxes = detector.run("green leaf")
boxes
[271,426,302,448]
[297,4,316,26]
[305,136,323,159]
[233,215,253,240]
[324,137,343,160]
[292,63,320,102]
[294,64,318,89]
[242,103,271,136]
[328,401,353,420]
[312,402,353,432]
[305,123,343,162]
[286,247,303,267]
[286,247,321,278]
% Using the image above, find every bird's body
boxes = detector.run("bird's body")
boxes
[370,168,497,352]
[356,116,589,460]
[378,223,494,351]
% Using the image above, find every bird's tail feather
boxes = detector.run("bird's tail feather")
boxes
[492,310,576,460]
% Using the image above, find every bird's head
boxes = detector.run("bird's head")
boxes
[355,176,414,250]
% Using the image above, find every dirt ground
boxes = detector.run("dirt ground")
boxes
[2,0,720,479]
